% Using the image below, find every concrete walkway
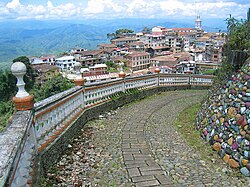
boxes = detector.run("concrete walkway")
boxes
[44,90,248,187]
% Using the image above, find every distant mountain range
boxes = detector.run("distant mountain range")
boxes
[0,18,226,69]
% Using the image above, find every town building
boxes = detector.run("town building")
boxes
[176,61,196,74]
[152,26,168,35]
[111,37,138,47]
[150,55,178,68]
[140,34,166,48]
[84,73,119,83]
[98,44,117,50]
[70,48,87,53]
[149,66,173,74]
[32,64,60,84]
[30,55,56,65]
[167,28,196,36]
[55,56,76,71]
[124,41,145,52]
[81,64,108,77]
[205,45,223,63]
[125,52,150,71]
[73,50,104,67]
[89,64,108,75]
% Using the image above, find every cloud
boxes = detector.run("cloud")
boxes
[84,0,124,15]
[6,0,21,9]
[0,0,249,20]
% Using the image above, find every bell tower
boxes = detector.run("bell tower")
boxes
[195,13,202,30]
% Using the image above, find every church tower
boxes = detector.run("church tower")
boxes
[195,13,202,30]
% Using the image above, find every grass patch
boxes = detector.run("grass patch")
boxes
[174,103,216,162]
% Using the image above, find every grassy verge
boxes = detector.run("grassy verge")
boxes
[174,103,216,162]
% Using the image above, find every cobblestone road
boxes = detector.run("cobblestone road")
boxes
[47,90,249,187]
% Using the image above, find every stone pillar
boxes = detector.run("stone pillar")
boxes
[119,71,126,93]
[155,67,160,87]
[73,62,84,86]
[11,62,34,110]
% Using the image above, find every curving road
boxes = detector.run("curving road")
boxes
[44,90,248,187]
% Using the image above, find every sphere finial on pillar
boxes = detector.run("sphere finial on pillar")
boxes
[119,71,126,78]
[11,62,34,110]
[73,62,84,86]
[155,67,160,74]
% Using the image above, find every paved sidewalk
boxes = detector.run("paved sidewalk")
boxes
[45,90,248,187]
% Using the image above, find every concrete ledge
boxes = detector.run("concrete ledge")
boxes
[0,111,32,186]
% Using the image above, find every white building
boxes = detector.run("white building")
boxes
[55,56,76,71]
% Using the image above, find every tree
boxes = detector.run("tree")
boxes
[107,33,116,40]
[225,15,250,51]
[115,29,134,38]
[31,74,74,102]
[0,70,16,102]
[142,27,151,34]
[107,29,134,41]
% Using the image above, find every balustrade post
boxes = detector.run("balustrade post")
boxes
[73,62,85,86]
[155,68,160,87]
[119,71,126,93]
[73,62,85,108]
[11,62,34,110]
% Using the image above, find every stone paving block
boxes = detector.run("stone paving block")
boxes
[135,179,160,187]
[131,175,156,183]
[139,120,147,124]
[140,149,151,155]
[136,128,144,132]
[122,130,136,134]
[133,155,152,161]
[136,131,144,136]
[139,166,161,172]
[127,168,141,177]
[129,134,140,138]
[126,163,149,169]
[141,170,163,176]
[123,148,140,153]
[122,134,129,139]
[145,160,159,167]
[154,174,173,185]
[125,160,145,165]
[123,154,134,161]
[130,143,147,148]
[123,138,138,144]
[137,138,146,144]
[122,143,130,149]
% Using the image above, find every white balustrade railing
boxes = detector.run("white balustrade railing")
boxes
[125,75,158,90]
[1,73,213,187]
[85,79,124,107]
[159,74,190,86]
[34,87,83,152]
[190,75,214,85]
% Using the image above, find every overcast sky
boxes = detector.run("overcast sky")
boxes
[0,0,249,20]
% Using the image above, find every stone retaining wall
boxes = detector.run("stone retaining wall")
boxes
[196,60,250,177]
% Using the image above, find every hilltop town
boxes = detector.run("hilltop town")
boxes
[30,15,225,84]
